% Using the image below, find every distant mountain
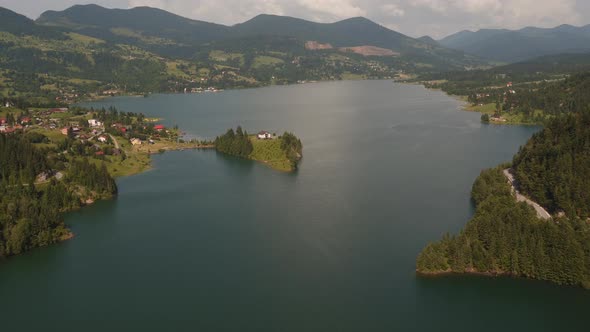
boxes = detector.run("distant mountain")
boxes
[417,36,438,45]
[233,15,414,51]
[439,25,590,63]
[37,4,229,45]
[36,5,481,69]
[0,7,63,39]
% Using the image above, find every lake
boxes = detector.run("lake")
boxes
[1,80,589,331]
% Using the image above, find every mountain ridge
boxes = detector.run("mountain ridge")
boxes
[34,3,477,67]
[439,24,590,62]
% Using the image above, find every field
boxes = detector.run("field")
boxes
[341,72,366,80]
[465,103,550,125]
[249,137,293,172]
[252,56,284,68]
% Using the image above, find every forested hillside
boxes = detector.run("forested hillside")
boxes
[513,111,590,218]
[439,25,590,62]
[0,133,117,258]
[417,110,590,288]
[417,166,590,288]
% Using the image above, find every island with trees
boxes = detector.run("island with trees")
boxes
[215,126,302,172]
[416,111,590,289]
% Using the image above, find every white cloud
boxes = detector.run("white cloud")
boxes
[381,4,405,17]
[296,0,366,20]
[408,0,580,29]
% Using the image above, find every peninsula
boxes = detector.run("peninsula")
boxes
[0,104,212,259]
[416,111,590,289]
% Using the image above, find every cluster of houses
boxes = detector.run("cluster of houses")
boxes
[0,117,31,133]
[186,87,223,93]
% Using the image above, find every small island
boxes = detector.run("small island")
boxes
[215,126,302,172]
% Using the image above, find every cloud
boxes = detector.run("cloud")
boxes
[296,0,366,20]
[381,4,405,17]
[407,0,580,30]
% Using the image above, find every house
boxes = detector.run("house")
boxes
[0,125,7,133]
[257,131,272,139]
[61,127,69,135]
[130,138,142,146]
[120,127,127,133]
[21,117,31,124]
[0,118,6,125]
[4,101,12,108]
[95,151,105,156]
[98,136,108,143]
[88,119,103,127]
[154,124,165,131]
[507,82,513,87]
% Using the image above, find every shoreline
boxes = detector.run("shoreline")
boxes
[416,269,510,278]
[412,81,544,126]
[75,77,394,105]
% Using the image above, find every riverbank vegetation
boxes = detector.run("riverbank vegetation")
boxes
[415,55,590,125]
[417,110,590,288]
[215,127,302,171]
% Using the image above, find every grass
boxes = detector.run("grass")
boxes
[210,50,244,65]
[66,32,105,45]
[341,72,366,80]
[252,56,284,68]
[67,78,101,85]
[249,136,293,172]
[166,60,193,79]
[465,103,550,125]
[30,128,67,145]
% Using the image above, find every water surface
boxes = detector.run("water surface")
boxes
[2,81,588,331]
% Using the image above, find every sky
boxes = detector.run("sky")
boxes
[1,0,589,38]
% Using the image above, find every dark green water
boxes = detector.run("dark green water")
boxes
[2,81,589,331]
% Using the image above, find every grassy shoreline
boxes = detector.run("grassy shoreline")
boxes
[415,83,545,126]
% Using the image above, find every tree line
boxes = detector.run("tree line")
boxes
[214,126,253,158]
[280,132,303,169]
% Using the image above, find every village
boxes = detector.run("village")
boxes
[0,103,212,177]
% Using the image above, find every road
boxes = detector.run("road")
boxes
[503,169,552,220]
[108,134,120,149]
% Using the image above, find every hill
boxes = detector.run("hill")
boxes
[0,7,64,39]
[0,4,490,102]
[439,25,590,63]
[36,5,482,69]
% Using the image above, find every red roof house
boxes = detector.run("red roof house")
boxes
[154,124,165,131]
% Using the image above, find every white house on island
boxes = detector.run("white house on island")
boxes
[257,131,272,139]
